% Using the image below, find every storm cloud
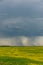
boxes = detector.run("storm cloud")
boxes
[0,17,43,37]
[0,0,43,46]
[0,0,43,18]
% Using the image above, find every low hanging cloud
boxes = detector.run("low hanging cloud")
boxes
[0,36,43,46]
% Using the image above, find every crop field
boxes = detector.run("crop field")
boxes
[0,46,43,65]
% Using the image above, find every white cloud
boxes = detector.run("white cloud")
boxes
[0,36,43,46]
[34,36,43,45]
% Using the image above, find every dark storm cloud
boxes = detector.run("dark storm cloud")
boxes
[0,0,43,37]
[0,17,43,37]
[0,0,43,18]
[0,0,43,46]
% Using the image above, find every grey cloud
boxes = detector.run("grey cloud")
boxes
[0,0,43,18]
[0,17,43,37]
[0,0,43,46]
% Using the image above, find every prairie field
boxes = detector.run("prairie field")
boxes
[0,46,43,65]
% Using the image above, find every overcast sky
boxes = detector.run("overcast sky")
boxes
[0,0,43,46]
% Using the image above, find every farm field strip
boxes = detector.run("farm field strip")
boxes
[0,46,43,65]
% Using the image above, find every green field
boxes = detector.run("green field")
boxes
[0,46,43,65]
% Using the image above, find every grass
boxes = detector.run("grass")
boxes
[0,46,43,65]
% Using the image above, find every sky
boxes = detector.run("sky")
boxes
[0,0,43,46]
